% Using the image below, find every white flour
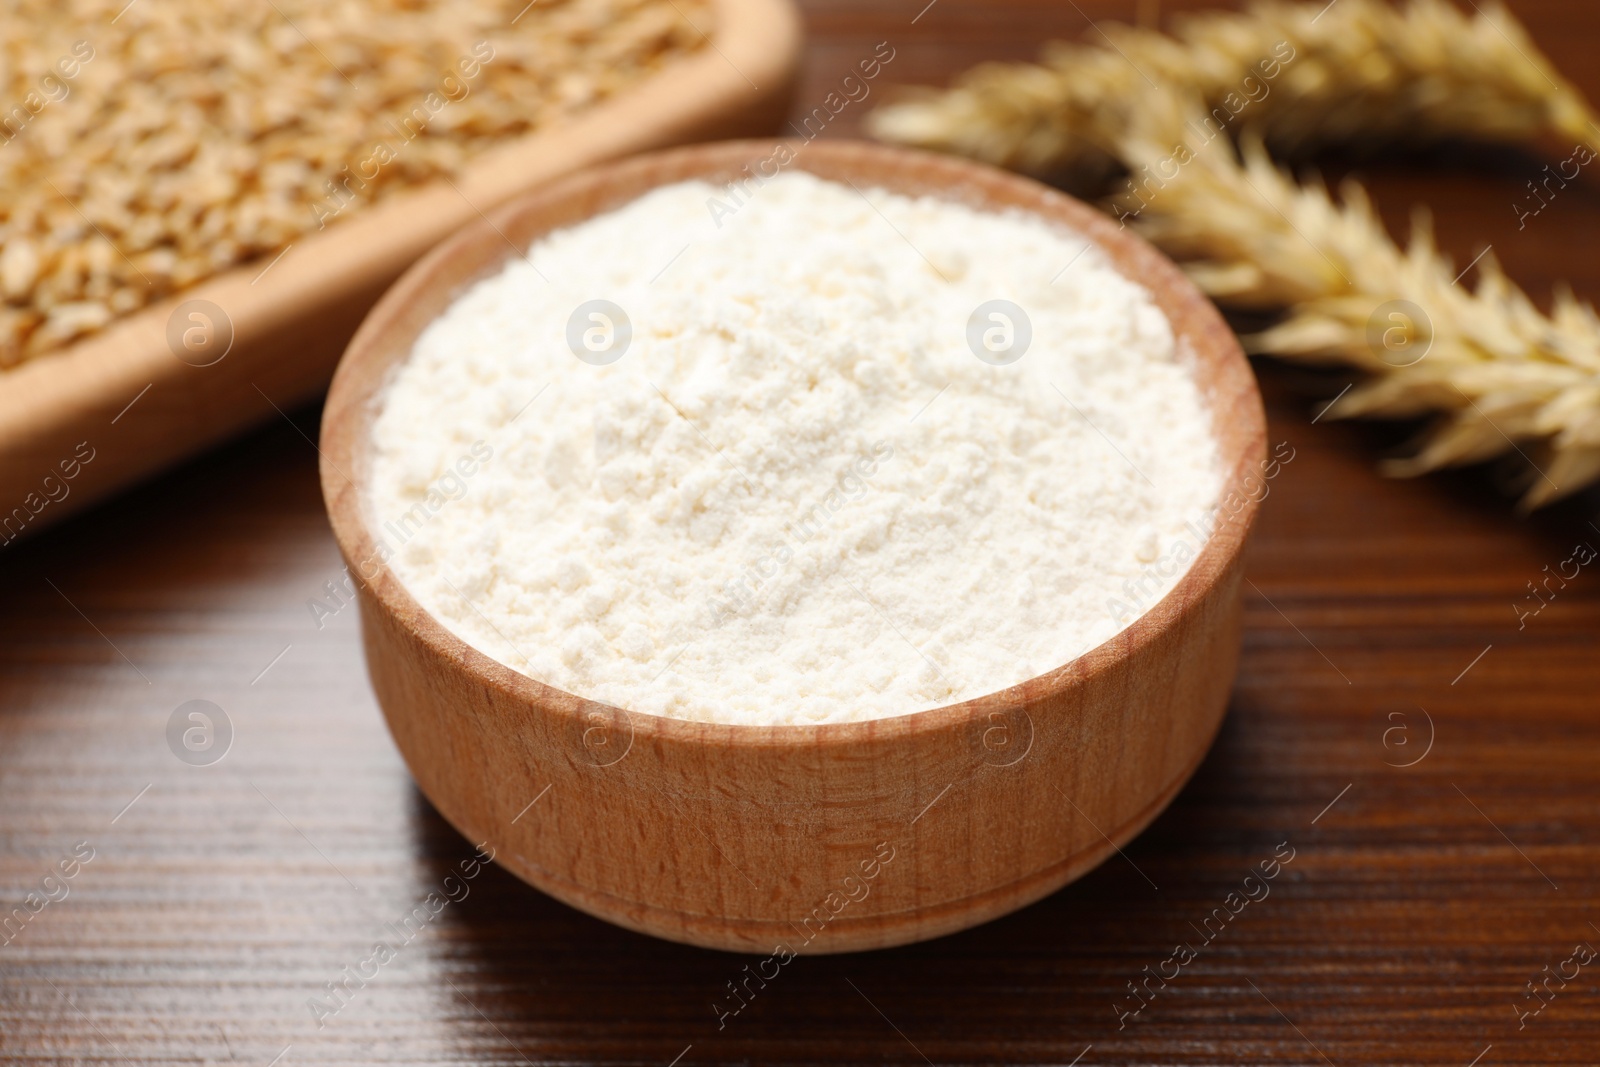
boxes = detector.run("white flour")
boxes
[365,172,1221,725]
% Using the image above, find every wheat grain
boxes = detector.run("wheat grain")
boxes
[0,0,710,369]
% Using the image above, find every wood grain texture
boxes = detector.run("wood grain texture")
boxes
[0,0,802,546]
[4,0,1600,1062]
[318,139,1265,953]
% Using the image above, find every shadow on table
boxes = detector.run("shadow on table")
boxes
[402,706,1275,1064]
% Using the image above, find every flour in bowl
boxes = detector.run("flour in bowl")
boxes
[365,171,1222,725]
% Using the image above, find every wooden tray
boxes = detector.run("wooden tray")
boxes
[0,0,800,545]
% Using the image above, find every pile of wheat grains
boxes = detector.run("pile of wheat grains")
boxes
[0,0,710,367]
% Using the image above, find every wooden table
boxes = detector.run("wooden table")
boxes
[4,1,1600,1063]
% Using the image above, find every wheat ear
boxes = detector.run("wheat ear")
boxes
[1116,85,1600,507]
[865,0,1599,177]
[867,0,1600,508]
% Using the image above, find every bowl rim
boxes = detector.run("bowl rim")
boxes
[320,137,1267,747]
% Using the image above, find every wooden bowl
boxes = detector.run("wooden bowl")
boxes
[320,140,1266,954]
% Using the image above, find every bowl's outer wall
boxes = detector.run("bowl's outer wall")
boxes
[323,141,1267,954]
[358,557,1244,953]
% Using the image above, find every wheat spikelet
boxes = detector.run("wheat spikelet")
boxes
[866,0,1600,508]
[866,0,1597,176]
[1120,89,1600,506]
